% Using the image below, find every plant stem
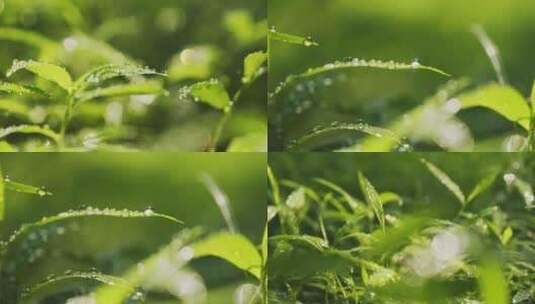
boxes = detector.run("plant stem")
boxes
[207,85,246,152]
[59,96,74,149]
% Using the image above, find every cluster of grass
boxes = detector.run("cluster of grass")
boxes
[0,155,266,303]
[0,0,266,151]
[268,153,535,303]
[268,0,535,152]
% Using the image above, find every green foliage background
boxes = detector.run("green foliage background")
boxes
[269,0,535,151]
[0,153,266,303]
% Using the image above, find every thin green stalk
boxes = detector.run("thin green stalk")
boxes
[529,80,535,151]
[208,84,247,152]
[59,96,74,148]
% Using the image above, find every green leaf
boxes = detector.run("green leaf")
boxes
[227,132,267,152]
[270,58,450,105]
[189,79,232,111]
[478,255,509,304]
[379,192,403,206]
[285,187,306,211]
[4,179,52,196]
[1,207,182,250]
[192,232,262,279]
[420,158,466,205]
[0,81,47,97]
[243,51,267,84]
[509,175,535,208]
[75,64,164,92]
[0,125,61,144]
[7,60,73,91]
[467,169,500,203]
[458,84,530,130]
[289,122,404,151]
[358,172,385,232]
[268,28,318,47]
[74,82,165,102]
[0,141,16,152]
[500,226,513,245]
[531,80,535,105]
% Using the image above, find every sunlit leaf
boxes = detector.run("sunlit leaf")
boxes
[358,172,385,232]
[227,132,267,152]
[189,79,232,111]
[192,232,262,279]
[0,82,47,97]
[75,64,164,92]
[7,60,73,91]
[458,84,530,130]
[0,125,61,144]
[268,28,318,47]
[243,51,267,84]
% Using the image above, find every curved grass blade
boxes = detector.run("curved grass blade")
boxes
[243,51,267,84]
[270,58,449,103]
[227,132,267,152]
[199,174,237,233]
[467,169,500,203]
[288,122,404,151]
[420,158,466,205]
[471,25,507,85]
[358,172,385,232]
[1,207,182,250]
[268,28,318,47]
[7,60,73,91]
[21,271,131,300]
[192,232,262,279]
[0,125,61,144]
[74,82,165,103]
[5,179,52,197]
[74,64,165,92]
[0,27,58,50]
[458,84,530,131]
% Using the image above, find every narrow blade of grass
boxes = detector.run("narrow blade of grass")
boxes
[191,232,262,279]
[22,271,131,300]
[420,158,466,205]
[268,28,318,47]
[358,172,385,232]
[270,58,449,104]
[1,207,182,250]
[471,25,507,85]
[467,169,500,203]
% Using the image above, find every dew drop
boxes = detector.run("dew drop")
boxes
[411,59,421,69]
[144,206,155,216]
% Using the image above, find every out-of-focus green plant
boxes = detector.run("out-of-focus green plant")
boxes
[268,154,535,303]
[0,0,266,151]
